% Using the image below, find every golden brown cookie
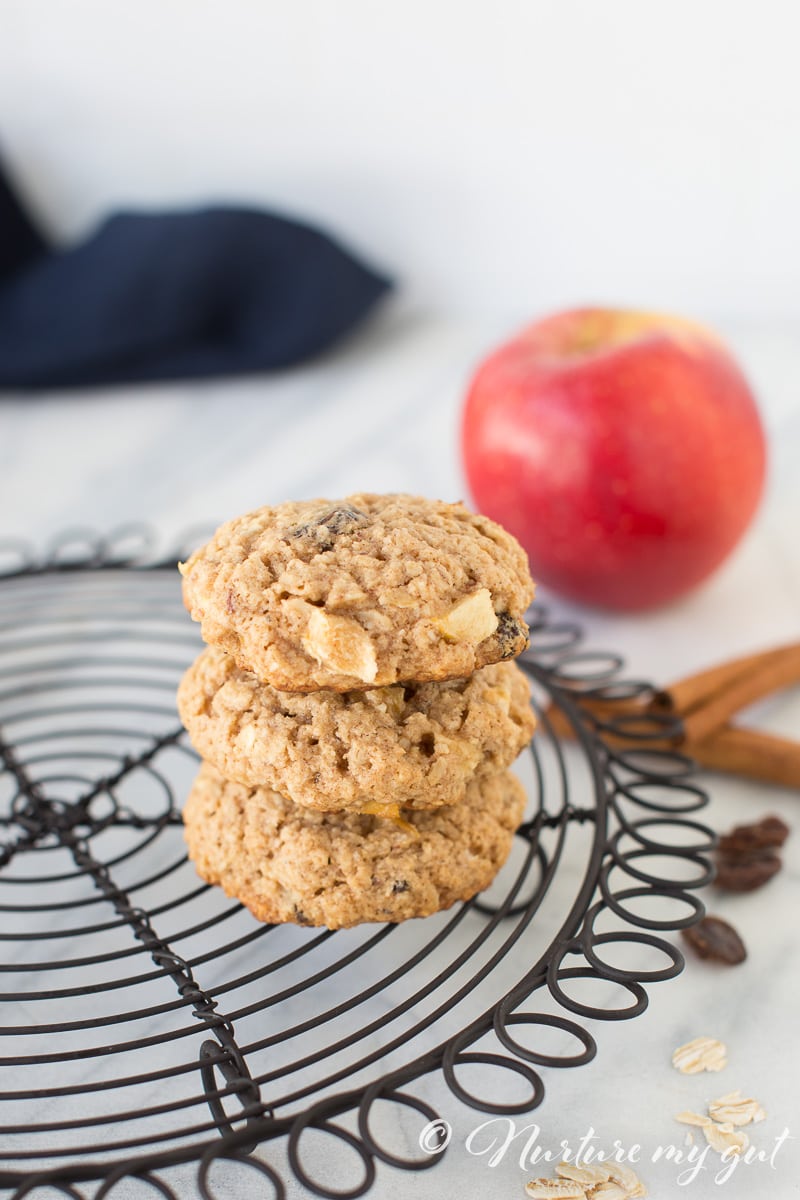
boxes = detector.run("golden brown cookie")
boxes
[179,494,533,691]
[177,646,535,813]
[183,762,528,929]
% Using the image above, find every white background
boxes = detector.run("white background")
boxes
[2,0,800,322]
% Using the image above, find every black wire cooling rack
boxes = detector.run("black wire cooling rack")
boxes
[0,527,715,1199]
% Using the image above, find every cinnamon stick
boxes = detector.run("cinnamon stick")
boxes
[542,640,800,789]
[690,726,800,789]
[543,699,676,750]
[651,644,794,717]
[546,711,800,789]
[679,644,800,745]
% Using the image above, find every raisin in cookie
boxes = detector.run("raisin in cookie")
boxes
[178,646,536,813]
[183,762,527,929]
[179,494,533,691]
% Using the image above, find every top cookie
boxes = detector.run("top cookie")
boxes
[179,493,534,691]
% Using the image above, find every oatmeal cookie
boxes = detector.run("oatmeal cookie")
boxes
[177,646,535,812]
[179,494,533,691]
[183,762,527,929]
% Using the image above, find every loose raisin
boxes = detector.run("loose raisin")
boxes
[682,915,747,965]
[718,815,789,855]
[715,848,782,892]
[714,813,789,892]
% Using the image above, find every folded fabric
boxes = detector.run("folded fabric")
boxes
[0,162,391,390]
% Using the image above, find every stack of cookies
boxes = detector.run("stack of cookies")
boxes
[177,494,536,930]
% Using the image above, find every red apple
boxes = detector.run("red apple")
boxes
[462,308,766,611]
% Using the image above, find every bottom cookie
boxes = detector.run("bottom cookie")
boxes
[183,762,527,929]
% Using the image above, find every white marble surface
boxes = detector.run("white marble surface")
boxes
[1,301,799,1199]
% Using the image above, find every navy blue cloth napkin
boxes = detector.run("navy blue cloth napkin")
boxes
[0,163,391,390]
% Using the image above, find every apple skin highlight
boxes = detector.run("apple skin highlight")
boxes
[461,308,767,612]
